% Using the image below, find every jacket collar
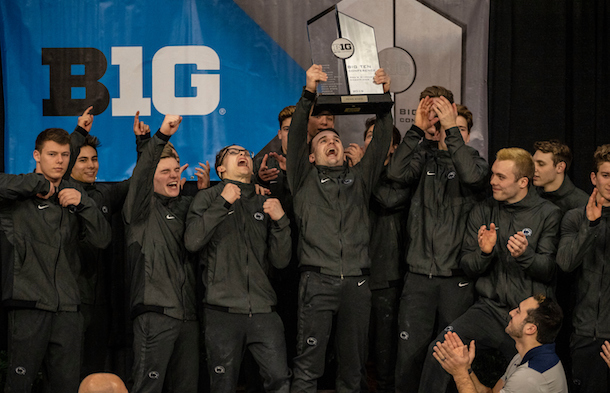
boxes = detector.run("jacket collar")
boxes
[154,192,180,206]
[223,179,255,198]
[71,178,96,192]
[537,175,576,200]
[316,162,348,178]
[502,186,542,211]
[520,343,556,366]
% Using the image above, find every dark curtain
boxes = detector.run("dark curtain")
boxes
[488,0,610,192]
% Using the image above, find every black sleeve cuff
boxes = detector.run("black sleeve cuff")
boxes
[589,217,601,227]
[223,200,233,210]
[155,130,171,142]
[256,173,270,186]
[74,126,88,137]
[69,203,86,213]
[410,124,425,138]
[272,213,289,228]
[302,87,317,101]
[444,126,459,136]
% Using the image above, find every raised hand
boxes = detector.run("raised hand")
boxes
[433,333,474,376]
[444,332,475,367]
[433,96,458,130]
[478,223,497,254]
[586,188,608,222]
[78,106,94,132]
[507,231,528,258]
[221,183,241,204]
[306,64,328,94]
[133,111,151,136]
[258,154,280,182]
[345,143,365,167]
[195,161,211,190]
[373,68,391,93]
[268,152,287,171]
[415,96,439,133]
[179,163,189,189]
[58,188,82,207]
[159,115,182,136]
[263,198,285,221]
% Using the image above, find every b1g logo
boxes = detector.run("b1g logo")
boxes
[331,38,354,59]
[42,45,220,117]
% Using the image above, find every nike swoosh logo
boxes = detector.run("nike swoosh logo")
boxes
[321,178,330,183]
[166,214,175,220]
[427,171,435,176]
[37,204,49,210]
[358,280,366,287]
[458,282,469,287]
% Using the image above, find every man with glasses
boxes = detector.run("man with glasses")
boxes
[185,144,292,393]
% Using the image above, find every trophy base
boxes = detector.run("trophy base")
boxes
[312,94,394,116]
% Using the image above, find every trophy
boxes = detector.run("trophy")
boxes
[307,5,393,115]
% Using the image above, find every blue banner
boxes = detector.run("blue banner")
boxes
[0,0,303,181]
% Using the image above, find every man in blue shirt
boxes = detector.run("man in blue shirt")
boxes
[433,295,567,393]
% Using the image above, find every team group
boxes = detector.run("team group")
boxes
[0,65,609,393]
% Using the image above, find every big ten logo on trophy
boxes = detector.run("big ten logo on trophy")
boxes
[331,38,354,59]
[42,46,220,117]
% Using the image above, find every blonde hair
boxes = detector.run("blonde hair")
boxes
[496,148,534,181]
[160,142,179,162]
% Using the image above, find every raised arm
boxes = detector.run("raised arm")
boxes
[358,68,394,190]
[65,106,94,179]
[123,114,182,225]
[435,97,489,188]
[97,112,153,212]
[387,97,436,184]
[287,65,327,193]
[133,111,152,159]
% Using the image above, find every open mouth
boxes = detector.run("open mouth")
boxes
[237,158,249,167]
[326,148,337,157]
[167,181,178,189]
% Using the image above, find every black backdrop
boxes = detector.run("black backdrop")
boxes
[488,0,610,192]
